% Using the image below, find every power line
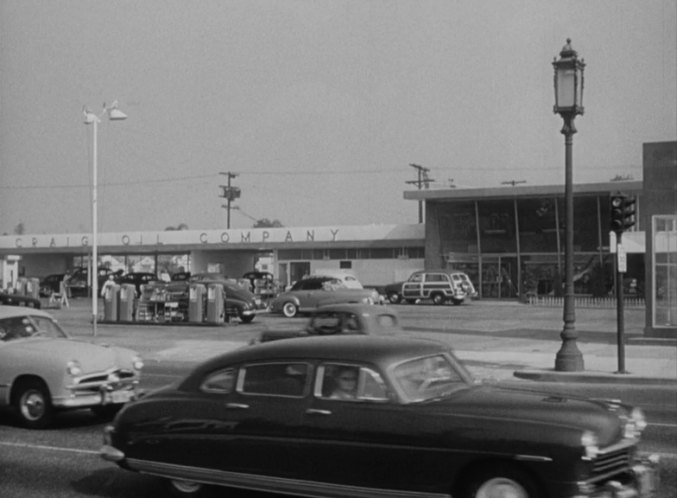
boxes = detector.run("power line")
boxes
[0,163,642,191]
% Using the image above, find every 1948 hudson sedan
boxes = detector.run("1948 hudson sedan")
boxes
[0,305,143,428]
[100,336,657,498]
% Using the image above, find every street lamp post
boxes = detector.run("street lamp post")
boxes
[552,39,585,371]
[83,101,127,336]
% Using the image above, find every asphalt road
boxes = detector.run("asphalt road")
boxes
[1,303,675,497]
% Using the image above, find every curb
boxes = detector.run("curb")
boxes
[514,369,677,386]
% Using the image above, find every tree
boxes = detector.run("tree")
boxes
[165,223,189,231]
[253,218,283,228]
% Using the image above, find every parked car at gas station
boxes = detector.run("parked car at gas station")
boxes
[270,276,381,318]
[117,272,157,295]
[65,267,116,297]
[385,270,478,305]
[242,271,279,303]
[39,273,65,298]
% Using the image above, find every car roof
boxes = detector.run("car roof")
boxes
[0,305,53,320]
[192,336,445,375]
[312,271,359,278]
[313,303,394,315]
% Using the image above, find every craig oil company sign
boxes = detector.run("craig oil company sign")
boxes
[1,225,422,251]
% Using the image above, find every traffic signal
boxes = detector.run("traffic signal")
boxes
[609,193,636,234]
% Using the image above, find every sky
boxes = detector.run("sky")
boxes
[1,0,675,236]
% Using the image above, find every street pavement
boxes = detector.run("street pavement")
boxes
[44,298,677,386]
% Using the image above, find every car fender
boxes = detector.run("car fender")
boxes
[0,350,63,407]
[284,295,302,308]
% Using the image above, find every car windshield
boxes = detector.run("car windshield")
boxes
[0,315,69,342]
[390,354,470,403]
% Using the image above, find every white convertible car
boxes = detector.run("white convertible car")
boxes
[0,305,143,428]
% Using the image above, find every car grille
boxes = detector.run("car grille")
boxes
[72,369,137,394]
[592,445,633,478]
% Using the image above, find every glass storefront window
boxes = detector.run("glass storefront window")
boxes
[653,216,677,328]
[478,200,517,253]
[517,198,559,252]
[573,196,602,251]
[521,256,561,297]
[439,202,477,254]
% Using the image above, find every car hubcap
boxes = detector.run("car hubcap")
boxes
[171,479,202,494]
[21,391,46,421]
[476,477,527,498]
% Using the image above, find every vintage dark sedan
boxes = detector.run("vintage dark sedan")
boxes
[118,272,158,294]
[39,273,65,297]
[100,336,657,498]
[255,303,403,343]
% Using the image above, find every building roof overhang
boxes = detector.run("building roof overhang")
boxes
[404,181,644,202]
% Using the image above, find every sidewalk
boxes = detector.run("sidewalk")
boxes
[47,299,677,386]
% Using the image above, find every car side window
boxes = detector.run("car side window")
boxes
[201,367,238,394]
[427,273,446,282]
[310,313,342,335]
[241,362,308,397]
[392,354,465,402]
[0,317,34,341]
[344,313,360,332]
[376,313,398,329]
[30,316,67,338]
[317,363,389,402]
[408,273,423,283]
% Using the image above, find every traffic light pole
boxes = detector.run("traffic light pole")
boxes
[614,233,629,374]
[609,192,635,375]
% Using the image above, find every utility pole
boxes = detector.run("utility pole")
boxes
[406,163,435,223]
[219,172,241,229]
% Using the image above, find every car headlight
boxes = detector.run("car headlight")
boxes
[581,430,599,459]
[132,356,144,371]
[66,360,82,376]
[625,407,647,438]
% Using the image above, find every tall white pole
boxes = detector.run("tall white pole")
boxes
[92,117,98,336]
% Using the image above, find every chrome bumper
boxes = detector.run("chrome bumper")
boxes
[583,454,660,498]
[53,386,141,409]
[241,308,269,317]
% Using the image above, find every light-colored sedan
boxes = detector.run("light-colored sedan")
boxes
[0,305,143,428]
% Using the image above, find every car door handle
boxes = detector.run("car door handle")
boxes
[306,408,331,416]
[225,403,249,410]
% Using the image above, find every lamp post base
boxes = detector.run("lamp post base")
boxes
[555,338,584,372]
